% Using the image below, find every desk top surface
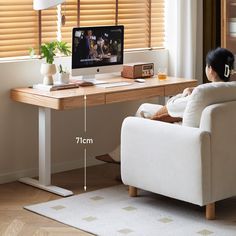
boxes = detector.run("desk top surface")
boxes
[10,76,197,110]
[11,76,197,98]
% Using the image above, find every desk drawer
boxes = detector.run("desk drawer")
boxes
[164,81,197,96]
[106,86,164,104]
[10,90,60,109]
[60,94,105,109]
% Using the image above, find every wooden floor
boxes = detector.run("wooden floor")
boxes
[0,164,121,236]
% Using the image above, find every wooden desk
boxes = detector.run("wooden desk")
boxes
[10,76,197,196]
[11,77,197,109]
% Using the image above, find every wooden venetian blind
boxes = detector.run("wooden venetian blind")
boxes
[0,0,39,58]
[42,0,117,45]
[118,0,164,49]
[80,0,116,27]
[42,0,165,49]
[0,0,164,58]
[41,1,78,45]
[61,0,77,46]
[151,0,165,48]
[77,0,164,49]
[118,0,149,49]
[41,7,57,43]
[46,0,116,48]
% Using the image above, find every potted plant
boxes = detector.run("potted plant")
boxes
[58,64,70,84]
[30,41,71,85]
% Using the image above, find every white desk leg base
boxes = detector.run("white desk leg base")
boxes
[19,177,73,197]
[18,107,73,197]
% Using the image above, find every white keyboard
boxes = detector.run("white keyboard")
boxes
[96,81,132,88]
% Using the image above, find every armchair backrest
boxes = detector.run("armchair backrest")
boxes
[182,81,236,127]
[200,101,236,201]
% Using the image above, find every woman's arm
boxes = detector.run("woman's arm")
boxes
[166,93,191,118]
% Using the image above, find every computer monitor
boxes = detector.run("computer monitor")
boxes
[72,25,124,81]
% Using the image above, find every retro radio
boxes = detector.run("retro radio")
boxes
[121,62,154,79]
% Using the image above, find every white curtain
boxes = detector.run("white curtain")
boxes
[165,0,203,82]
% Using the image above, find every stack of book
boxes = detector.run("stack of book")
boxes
[33,83,79,91]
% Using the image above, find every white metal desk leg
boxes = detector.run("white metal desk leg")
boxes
[19,107,73,197]
[39,107,51,185]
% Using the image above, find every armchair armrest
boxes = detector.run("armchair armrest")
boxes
[121,117,211,205]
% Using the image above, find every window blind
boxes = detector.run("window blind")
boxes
[78,0,164,49]
[0,0,39,58]
[61,0,77,46]
[41,1,78,45]
[41,8,57,43]
[0,0,164,58]
[118,0,164,49]
[118,0,149,49]
[80,0,116,27]
[41,0,116,45]
[151,0,165,48]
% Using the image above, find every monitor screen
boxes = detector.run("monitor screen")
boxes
[72,25,124,70]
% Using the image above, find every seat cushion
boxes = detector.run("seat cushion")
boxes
[183,81,236,127]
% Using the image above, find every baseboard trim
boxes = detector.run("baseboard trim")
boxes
[0,158,102,184]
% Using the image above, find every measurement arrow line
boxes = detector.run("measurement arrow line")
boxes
[84,148,87,191]
[84,94,87,133]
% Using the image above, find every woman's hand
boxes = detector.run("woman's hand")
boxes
[182,87,194,97]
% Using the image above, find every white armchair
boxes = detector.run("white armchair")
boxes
[121,82,236,220]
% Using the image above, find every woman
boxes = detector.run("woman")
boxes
[96,47,235,164]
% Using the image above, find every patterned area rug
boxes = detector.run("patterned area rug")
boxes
[25,185,236,236]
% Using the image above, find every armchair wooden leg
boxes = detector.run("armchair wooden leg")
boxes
[206,203,215,220]
[129,186,137,197]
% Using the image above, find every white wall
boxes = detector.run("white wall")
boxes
[0,49,168,184]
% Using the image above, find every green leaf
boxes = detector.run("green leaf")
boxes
[56,41,71,56]
[41,42,57,64]
[30,40,71,64]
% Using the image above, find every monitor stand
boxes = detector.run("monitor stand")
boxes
[82,74,106,85]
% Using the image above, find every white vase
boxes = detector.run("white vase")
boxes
[58,73,70,84]
[40,63,56,85]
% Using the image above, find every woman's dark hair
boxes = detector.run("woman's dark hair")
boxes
[206,47,235,82]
